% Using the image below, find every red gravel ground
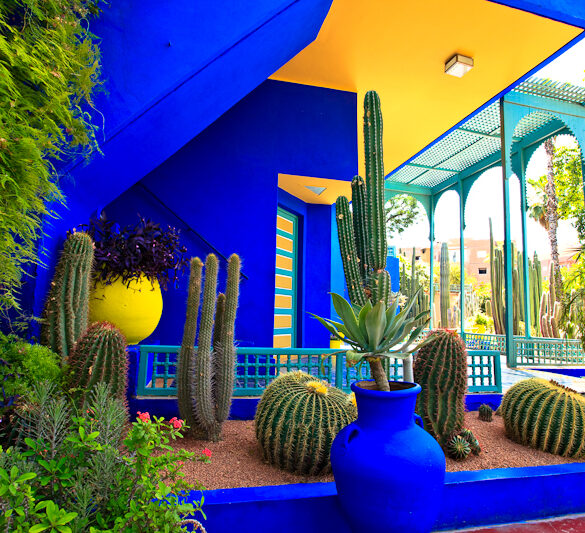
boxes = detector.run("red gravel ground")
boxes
[171,412,584,490]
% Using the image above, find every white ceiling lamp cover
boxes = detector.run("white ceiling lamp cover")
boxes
[445,54,474,77]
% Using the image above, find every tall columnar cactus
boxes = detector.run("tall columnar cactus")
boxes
[67,322,128,406]
[41,232,94,362]
[400,248,430,326]
[413,329,467,449]
[335,91,389,307]
[177,253,240,441]
[440,243,450,328]
[500,378,585,458]
[255,371,357,475]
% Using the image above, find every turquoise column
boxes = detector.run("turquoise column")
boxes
[518,149,531,338]
[500,99,516,368]
[429,196,435,329]
[458,180,465,338]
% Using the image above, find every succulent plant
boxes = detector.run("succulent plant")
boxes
[414,329,467,448]
[67,322,128,407]
[311,291,429,390]
[41,231,94,362]
[255,371,357,475]
[478,404,493,422]
[459,428,481,455]
[177,253,240,441]
[500,378,585,458]
[448,435,471,460]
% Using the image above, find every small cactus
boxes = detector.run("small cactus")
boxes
[67,322,128,407]
[255,371,357,475]
[41,231,94,362]
[448,435,471,460]
[478,404,493,422]
[459,428,481,456]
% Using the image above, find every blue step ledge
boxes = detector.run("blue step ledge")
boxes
[185,462,585,532]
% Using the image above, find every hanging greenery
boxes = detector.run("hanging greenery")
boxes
[0,0,104,314]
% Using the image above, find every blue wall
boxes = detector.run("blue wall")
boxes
[103,80,357,347]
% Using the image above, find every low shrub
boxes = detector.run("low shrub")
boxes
[1,382,206,532]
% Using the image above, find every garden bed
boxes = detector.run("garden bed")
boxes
[172,411,584,490]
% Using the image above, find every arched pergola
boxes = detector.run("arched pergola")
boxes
[384,77,585,367]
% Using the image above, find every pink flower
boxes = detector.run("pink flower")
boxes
[202,448,212,458]
[169,417,184,430]
[137,411,151,423]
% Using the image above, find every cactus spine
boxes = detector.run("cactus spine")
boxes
[440,243,450,328]
[255,371,357,475]
[67,322,128,406]
[335,91,391,307]
[41,232,94,362]
[478,404,493,422]
[413,329,467,449]
[500,379,585,458]
[177,253,240,441]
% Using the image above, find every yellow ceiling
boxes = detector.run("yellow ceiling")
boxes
[278,174,351,204]
[271,0,582,177]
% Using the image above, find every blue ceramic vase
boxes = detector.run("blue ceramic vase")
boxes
[330,380,446,533]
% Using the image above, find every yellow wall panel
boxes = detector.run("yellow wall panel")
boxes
[274,314,292,328]
[273,334,292,348]
[276,255,293,271]
[275,274,293,290]
[277,215,294,234]
[276,234,293,253]
[275,294,292,308]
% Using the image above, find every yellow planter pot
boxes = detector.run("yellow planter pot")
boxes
[89,275,163,345]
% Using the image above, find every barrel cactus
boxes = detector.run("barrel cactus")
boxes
[500,378,585,458]
[459,428,480,455]
[67,321,128,407]
[478,404,493,422]
[255,371,357,475]
[413,329,467,448]
[41,231,94,362]
[448,435,470,461]
[177,253,240,441]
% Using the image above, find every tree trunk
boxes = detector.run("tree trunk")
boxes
[366,357,390,391]
[544,139,562,301]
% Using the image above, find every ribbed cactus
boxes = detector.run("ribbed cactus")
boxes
[255,371,357,475]
[540,263,562,338]
[41,231,94,362]
[399,248,430,327]
[478,404,493,422]
[177,253,240,442]
[335,91,390,307]
[500,379,585,458]
[448,435,470,460]
[67,321,128,407]
[460,428,481,455]
[414,329,467,448]
[440,243,450,328]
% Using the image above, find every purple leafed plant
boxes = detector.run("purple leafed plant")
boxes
[84,214,188,290]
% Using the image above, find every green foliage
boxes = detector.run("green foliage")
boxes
[0,333,62,399]
[0,0,104,312]
[500,378,585,458]
[2,382,205,532]
[414,330,467,450]
[255,371,356,475]
[385,195,421,240]
[177,254,241,441]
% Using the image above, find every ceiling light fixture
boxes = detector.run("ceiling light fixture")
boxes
[445,54,474,78]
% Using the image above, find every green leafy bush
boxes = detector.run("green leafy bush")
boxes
[0,0,104,313]
[1,382,207,532]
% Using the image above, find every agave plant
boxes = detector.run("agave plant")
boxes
[311,290,430,391]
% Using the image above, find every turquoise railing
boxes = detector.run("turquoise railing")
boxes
[514,337,585,365]
[465,333,506,353]
[136,345,502,397]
